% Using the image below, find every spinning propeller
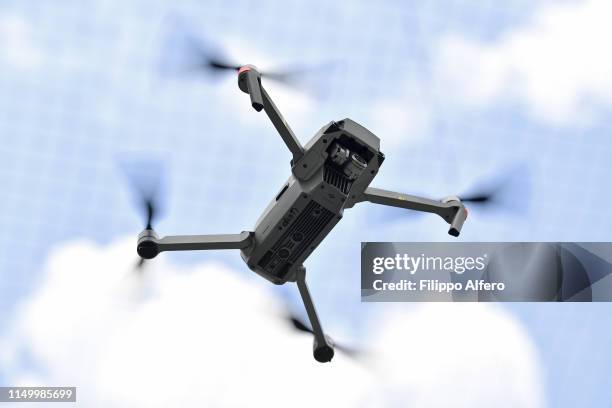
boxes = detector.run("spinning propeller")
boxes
[159,17,337,96]
[120,156,167,271]
[377,164,529,223]
[135,196,159,269]
[285,313,365,359]
[458,165,528,209]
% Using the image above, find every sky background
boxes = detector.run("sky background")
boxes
[0,0,611,406]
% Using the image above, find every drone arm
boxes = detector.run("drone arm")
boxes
[359,187,468,236]
[238,65,304,163]
[260,87,304,161]
[157,232,253,251]
[295,266,334,363]
[137,230,253,259]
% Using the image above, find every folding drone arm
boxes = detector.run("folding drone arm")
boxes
[238,65,304,163]
[137,230,253,259]
[295,265,335,363]
[358,187,468,236]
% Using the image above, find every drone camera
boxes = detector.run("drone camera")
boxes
[328,142,367,181]
[329,142,350,166]
[343,152,367,180]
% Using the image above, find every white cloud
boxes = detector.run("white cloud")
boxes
[1,237,545,407]
[0,238,372,407]
[372,304,545,408]
[0,14,43,70]
[435,0,612,126]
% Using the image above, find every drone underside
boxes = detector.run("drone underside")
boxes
[137,65,467,363]
[242,118,384,284]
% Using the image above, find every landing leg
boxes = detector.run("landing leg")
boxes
[295,265,334,363]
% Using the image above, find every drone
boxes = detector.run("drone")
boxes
[137,65,468,363]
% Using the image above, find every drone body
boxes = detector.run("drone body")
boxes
[137,65,467,362]
[243,118,383,284]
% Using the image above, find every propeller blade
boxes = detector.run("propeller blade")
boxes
[377,164,529,223]
[120,157,166,226]
[158,17,234,76]
[206,58,241,72]
[119,155,167,270]
[159,19,338,96]
[135,257,147,270]
[459,193,494,204]
[334,343,362,358]
[285,314,366,359]
[289,316,313,333]
[144,198,155,230]
[458,163,529,210]
[263,62,340,101]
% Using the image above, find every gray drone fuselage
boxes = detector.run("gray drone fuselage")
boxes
[241,119,383,284]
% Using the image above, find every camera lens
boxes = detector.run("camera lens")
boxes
[343,153,367,180]
[330,143,349,166]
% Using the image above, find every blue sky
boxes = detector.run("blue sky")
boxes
[0,0,611,406]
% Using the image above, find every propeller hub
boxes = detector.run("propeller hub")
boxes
[313,335,335,363]
[313,343,334,363]
[441,195,461,204]
[137,229,160,259]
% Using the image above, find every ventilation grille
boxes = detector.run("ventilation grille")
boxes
[258,201,334,278]
[324,165,352,195]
